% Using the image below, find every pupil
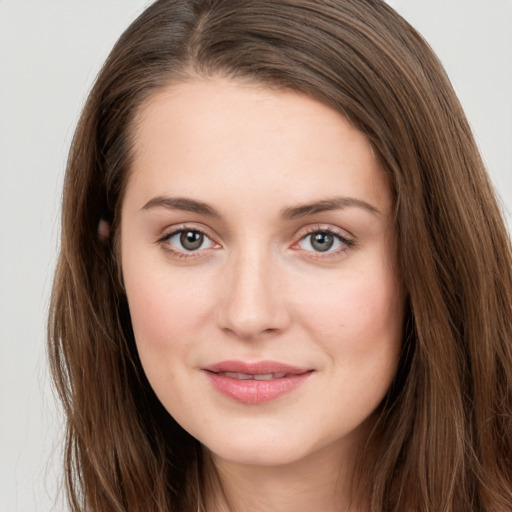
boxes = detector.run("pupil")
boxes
[180,231,203,250]
[311,232,333,252]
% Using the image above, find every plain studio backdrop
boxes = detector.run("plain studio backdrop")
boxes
[0,1,511,511]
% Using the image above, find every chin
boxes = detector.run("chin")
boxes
[209,443,307,467]
[200,426,330,468]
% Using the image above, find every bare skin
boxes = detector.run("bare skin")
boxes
[121,77,404,512]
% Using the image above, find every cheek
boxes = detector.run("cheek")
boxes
[294,264,404,362]
[121,249,214,374]
[123,269,216,414]
[127,273,211,349]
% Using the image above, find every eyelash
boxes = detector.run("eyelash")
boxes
[157,224,219,260]
[157,224,355,260]
[292,226,355,260]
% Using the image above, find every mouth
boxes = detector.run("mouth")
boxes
[202,360,314,404]
[212,371,291,380]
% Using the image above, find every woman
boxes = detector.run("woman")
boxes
[48,0,512,510]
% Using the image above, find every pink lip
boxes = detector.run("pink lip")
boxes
[202,360,314,404]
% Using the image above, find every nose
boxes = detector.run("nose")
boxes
[216,249,290,340]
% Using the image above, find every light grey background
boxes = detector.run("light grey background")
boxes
[1,1,511,511]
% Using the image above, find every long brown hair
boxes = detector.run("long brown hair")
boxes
[48,0,512,510]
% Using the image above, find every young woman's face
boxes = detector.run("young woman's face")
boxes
[121,78,404,468]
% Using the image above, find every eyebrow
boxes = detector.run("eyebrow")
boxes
[141,195,381,219]
[281,197,381,219]
[141,196,221,218]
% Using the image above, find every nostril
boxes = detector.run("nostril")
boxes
[215,260,291,338]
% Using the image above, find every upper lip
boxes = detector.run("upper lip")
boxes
[203,360,312,375]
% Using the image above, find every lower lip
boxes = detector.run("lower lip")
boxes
[204,371,313,404]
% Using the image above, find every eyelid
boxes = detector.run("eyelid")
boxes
[290,224,356,257]
[292,224,354,243]
[156,222,355,260]
[157,223,221,257]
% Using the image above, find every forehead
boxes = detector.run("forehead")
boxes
[133,77,363,155]
[126,77,391,216]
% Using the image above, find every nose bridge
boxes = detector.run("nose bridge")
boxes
[217,240,287,339]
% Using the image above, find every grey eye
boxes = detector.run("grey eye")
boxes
[166,230,214,252]
[179,230,204,250]
[310,232,334,252]
[298,231,345,253]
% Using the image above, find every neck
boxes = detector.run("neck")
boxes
[201,439,367,512]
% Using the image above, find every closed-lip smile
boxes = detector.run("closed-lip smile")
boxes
[202,360,314,404]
